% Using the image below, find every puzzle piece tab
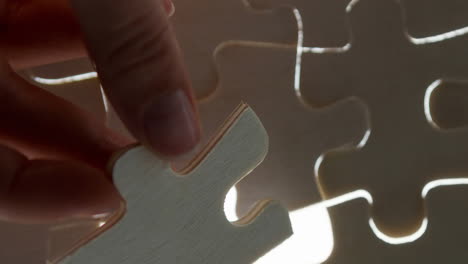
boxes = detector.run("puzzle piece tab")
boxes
[324,184,468,263]
[61,104,292,264]
[301,0,468,236]
[247,0,351,48]
[199,44,367,215]
[171,0,298,98]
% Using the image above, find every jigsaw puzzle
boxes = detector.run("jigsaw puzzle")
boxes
[323,184,468,263]
[247,0,351,47]
[9,0,468,262]
[301,0,468,236]
[428,80,468,130]
[401,0,468,38]
[170,0,298,98]
[199,44,367,215]
[60,104,292,264]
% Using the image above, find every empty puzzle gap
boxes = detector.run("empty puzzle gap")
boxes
[421,178,468,198]
[314,178,468,247]
[321,189,374,208]
[424,80,442,128]
[255,204,333,264]
[357,129,371,148]
[224,187,239,222]
[31,72,97,85]
[293,7,304,97]
[370,218,428,244]
[322,189,428,245]
[302,44,351,54]
[409,25,468,45]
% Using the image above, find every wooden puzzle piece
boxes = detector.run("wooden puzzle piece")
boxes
[324,184,468,263]
[60,104,292,264]
[171,0,298,98]
[301,0,468,236]
[401,0,468,38]
[429,80,468,130]
[247,0,351,48]
[199,44,367,216]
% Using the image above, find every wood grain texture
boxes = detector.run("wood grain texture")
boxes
[324,184,468,263]
[60,104,292,264]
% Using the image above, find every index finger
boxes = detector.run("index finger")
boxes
[69,0,200,158]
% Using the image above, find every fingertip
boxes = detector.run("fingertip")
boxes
[142,89,201,158]
[0,160,121,223]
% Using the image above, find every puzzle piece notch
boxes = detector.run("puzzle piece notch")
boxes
[429,80,468,130]
[324,184,468,263]
[301,0,468,236]
[401,0,468,38]
[61,104,292,264]
[171,0,297,98]
[247,0,351,47]
[199,44,367,216]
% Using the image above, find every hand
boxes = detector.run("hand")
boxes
[0,0,200,223]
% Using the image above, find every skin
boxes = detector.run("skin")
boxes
[0,0,201,223]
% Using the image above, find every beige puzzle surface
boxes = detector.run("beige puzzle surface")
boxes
[248,0,351,47]
[401,0,468,38]
[301,0,468,236]
[324,184,468,263]
[429,80,468,130]
[199,44,366,215]
[170,0,298,98]
[61,104,292,264]
[0,222,47,263]
[8,0,468,262]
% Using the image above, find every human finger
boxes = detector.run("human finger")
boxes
[0,62,129,170]
[0,145,121,223]
[69,0,201,158]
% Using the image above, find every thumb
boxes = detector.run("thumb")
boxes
[69,0,200,158]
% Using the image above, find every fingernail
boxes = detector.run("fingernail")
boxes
[163,0,175,17]
[143,90,200,158]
